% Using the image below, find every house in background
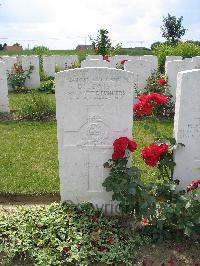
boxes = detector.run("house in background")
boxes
[76,44,93,51]
[3,44,23,52]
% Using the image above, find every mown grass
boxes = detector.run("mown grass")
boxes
[9,91,55,112]
[0,121,59,193]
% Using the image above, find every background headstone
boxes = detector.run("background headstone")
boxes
[81,59,111,68]
[21,56,40,89]
[166,59,194,98]
[0,61,9,113]
[86,55,103,60]
[43,56,56,78]
[56,68,134,211]
[173,69,200,190]
[124,59,156,92]
[55,55,78,70]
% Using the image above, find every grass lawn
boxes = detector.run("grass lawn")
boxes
[0,121,59,194]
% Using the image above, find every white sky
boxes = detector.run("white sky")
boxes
[0,0,200,49]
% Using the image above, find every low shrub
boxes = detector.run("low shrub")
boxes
[153,42,200,72]
[7,62,34,93]
[134,71,175,119]
[0,202,150,266]
[38,79,55,94]
[103,116,200,242]
[19,92,55,121]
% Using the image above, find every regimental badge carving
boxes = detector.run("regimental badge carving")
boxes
[80,115,109,145]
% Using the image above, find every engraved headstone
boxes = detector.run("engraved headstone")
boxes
[56,68,134,210]
[0,61,9,113]
[21,56,40,89]
[173,69,200,190]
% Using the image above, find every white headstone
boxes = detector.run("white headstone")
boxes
[86,55,103,60]
[43,56,56,77]
[81,59,111,68]
[166,59,194,98]
[55,55,79,70]
[56,68,134,211]
[192,56,200,69]
[173,69,200,190]
[21,56,40,89]
[0,61,9,113]
[166,56,182,63]
[0,56,17,72]
[142,55,158,70]
[109,55,130,67]
[124,59,155,91]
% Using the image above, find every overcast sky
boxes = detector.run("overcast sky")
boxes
[0,0,199,50]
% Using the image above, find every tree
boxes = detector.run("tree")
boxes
[90,29,112,56]
[0,44,3,50]
[13,42,21,47]
[151,41,162,50]
[161,14,186,45]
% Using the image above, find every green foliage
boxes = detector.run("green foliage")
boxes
[38,79,55,94]
[147,188,200,241]
[90,29,112,56]
[19,92,55,121]
[151,41,162,50]
[103,158,155,219]
[161,14,186,45]
[7,63,34,92]
[153,42,200,72]
[103,124,200,242]
[32,46,49,54]
[0,202,149,265]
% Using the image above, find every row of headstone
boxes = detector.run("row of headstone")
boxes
[0,55,79,90]
[82,55,158,92]
[166,56,200,98]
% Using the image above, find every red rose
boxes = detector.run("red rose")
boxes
[133,93,168,118]
[128,139,137,152]
[159,143,169,155]
[147,93,168,105]
[141,217,149,225]
[120,59,128,64]
[186,180,200,192]
[112,151,125,160]
[157,79,167,85]
[112,137,137,160]
[133,102,153,117]
[141,143,169,167]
